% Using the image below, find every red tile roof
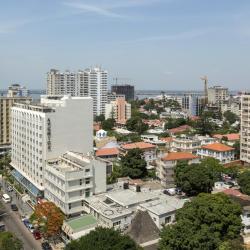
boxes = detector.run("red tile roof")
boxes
[169,125,192,134]
[160,137,173,142]
[213,133,240,141]
[122,142,156,150]
[162,152,199,161]
[95,147,119,157]
[201,143,234,152]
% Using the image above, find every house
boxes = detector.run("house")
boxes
[213,133,240,146]
[120,142,157,166]
[156,152,200,187]
[95,147,119,160]
[96,129,107,139]
[168,125,192,135]
[197,143,235,163]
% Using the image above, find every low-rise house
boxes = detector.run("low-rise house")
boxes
[168,125,192,135]
[120,142,157,166]
[157,152,200,187]
[213,133,240,146]
[95,147,119,160]
[171,136,200,154]
[197,143,235,163]
[44,151,107,216]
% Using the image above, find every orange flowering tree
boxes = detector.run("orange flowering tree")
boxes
[32,201,64,237]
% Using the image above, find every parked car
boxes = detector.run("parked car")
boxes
[11,204,18,211]
[22,218,30,228]
[7,186,13,192]
[33,230,41,240]
[27,223,35,233]
[41,241,52,250]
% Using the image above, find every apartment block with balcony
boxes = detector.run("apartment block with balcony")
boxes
[241,94,250,164]
[45,151,106,216]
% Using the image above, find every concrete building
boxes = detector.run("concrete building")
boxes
[105,97,131,124]
[182,94,204,116]
[107,92,125,103]
[241,94,250,164]
[0,87,31,147]
[208,86,229,107]
[197,143,235,163]
[111,84,134,101]
[157,152,200,187]
[47,67,108,116]
[44,151,106,216]
[10,95,93,201]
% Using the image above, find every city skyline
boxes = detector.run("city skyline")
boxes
[1,0,250,90]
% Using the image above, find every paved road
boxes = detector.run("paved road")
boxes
[1,201,42,250]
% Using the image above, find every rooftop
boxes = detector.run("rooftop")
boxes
[168,125,192,134]
[213,133,240,141]
[201,143,234,152]
[162,152,199,161]
[122,142,156,150]
[65,215,97,232]
[96,147,119,157]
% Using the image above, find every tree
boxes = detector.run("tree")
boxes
[194,112,217,135]
[238,171,250,195]
[65,227,141,250]
[101,118,115,131]
[30,201,64,237]
[233,140,240,159]
[94,114,105,122]
[159,193,242,250]
[223,111,238,125]
[0,232,23,250]
[126,117,148,134]
[120,148,147,179]
[175,158,223,196]
[164,118,187,130]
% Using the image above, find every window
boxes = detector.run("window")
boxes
[113,221,121,227]
[85,178,90,185]
[247,214,250,218]
[79,179,82,185]
[85,189,90,198]
[85,169,90,173]
[165,216,171,224]
[68,203,71,210]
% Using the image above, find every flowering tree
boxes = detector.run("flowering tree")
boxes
[32,201,64,237]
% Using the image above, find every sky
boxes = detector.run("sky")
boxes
[1,0,250,90]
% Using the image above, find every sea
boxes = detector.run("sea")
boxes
[0,89,239,100]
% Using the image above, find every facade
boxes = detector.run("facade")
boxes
[47,67,108,116]
[208,86,229,106]
[45,151,106,216]
[157,152,200,187]
[197,143,235,163]
[105,97,131,124]
[107,92,125,103]
[0,95,31,146]
[182,94,204,116]
[241,94,250,164]
[111,84,134,101]
[10,95,93,200]
[7,84,29,97]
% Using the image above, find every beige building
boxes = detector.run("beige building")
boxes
[208,86,229,106]
[0,94,31,147]
[241,93,250,164]
[105,97,131,124]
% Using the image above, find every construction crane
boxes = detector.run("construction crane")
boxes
[201,75,208,105]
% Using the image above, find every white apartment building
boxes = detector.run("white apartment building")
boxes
[45,151,106,216]
[10,95,93,201]
[208,86,229,106]
[105,97,131,124]
[47,67,108,116]
[241,93,250,164]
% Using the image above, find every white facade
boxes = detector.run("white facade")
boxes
[45,151,106,216]
[11,95,93,196]
[208,86,229,106]
[241,94,250,163]
[242,207,250,235]
[47,67,108,116]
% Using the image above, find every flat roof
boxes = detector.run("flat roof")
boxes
[106,189,158,207]
[66,215,97,232]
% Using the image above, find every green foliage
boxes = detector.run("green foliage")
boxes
[65,227,141,250]
[0,232,23,250]
[164,118,187,130]
[107,131,142,143]
[143,99,155,111]
[163,99,181,109]
[223,111,239,125]
[175,158,223,196]
[101,118,115,131]
[107,162,123,184]
[159,193,242,250]
[218,237,245,250]
[233,140,240,159]
[194,112,217,135]
[94,114,105,122]
[238,171,250,195]
[120,148,147,179]
[126,117,149,134]
[0,155,11,172]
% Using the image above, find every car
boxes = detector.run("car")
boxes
[11,204,18,211]
[22,218,30,228]
[7,186,13,192]
[41,242,52,250]
[27,223,35,233]
[33,230,41,240]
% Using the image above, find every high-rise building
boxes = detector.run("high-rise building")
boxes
[241,93,250,164]
[111,84,134,101]
[0,85,31,148]
[208,86,229,107]
[182,95,204,116]
[47,67,108,116]
[107,92,125,103]
[105,97,131,124]
[10,95,93,201]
